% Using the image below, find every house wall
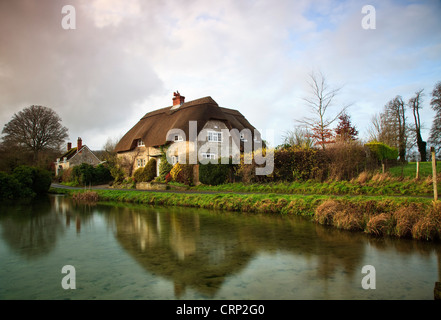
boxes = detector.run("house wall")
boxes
[116,119,247,178]
[55,160,70,176]
[55,147,102,176]
[69,148,101,167]
[197,120,242,162]
[117,146,162,176]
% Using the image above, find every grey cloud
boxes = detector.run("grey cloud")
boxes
[0,0,164,146]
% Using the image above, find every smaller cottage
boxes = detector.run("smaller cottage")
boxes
[55,137,103,176]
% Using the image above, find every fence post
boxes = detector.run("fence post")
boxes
[416,161,420,180]
[432,147,438,202]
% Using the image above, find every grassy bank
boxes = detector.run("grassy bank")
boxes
[388,161,440,179]
[50,186,440,241]
[191,172,439,197]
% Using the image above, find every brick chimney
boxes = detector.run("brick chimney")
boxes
[172,91,185,107]
[67,142,72,151]
[77,137,82,151]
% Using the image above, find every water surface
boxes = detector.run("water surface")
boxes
[0,195,440,300]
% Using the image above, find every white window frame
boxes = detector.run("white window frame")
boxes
[207,131,222,143]
[172,156,179,165]
[174,134,183,142]
[201,153,216,160]
[137,158,146,168]
[137,139,145,147]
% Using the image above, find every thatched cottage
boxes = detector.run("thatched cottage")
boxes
[55,137,103,176]
[114,92,259,176]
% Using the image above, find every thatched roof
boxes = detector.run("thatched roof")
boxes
[115,96,256,153]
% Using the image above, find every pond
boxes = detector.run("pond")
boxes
[0,194,440,300]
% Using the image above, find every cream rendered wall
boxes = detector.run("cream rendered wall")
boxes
[117,146,162,176]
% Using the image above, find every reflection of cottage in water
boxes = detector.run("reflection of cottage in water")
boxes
[111,207,253,298]
[108,206,373,298]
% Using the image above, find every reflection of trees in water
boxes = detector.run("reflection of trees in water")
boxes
[0,196,63,260]
[104,204,441,298]
[104,205,368,298]
[2,196,439,297]
[53,195,96,234]
[0,195,96,260]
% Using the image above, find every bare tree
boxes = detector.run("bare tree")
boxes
[368,96,407,162]
[408,89,427,161]
[298,71,350,149]
[1,105,68,162]
[282,126,315,149]
[387,96,407,162]
[367,113,382,142]
[429,81,441,155]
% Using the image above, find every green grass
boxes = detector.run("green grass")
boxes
[50,187,433,216]
[388,161,440,179]
[191,176,436,197]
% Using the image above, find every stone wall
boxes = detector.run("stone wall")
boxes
[69,147,101,167]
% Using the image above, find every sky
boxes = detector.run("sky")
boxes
[0,0,440,151]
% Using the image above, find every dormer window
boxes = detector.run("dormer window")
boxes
[137,139,145,147]
[174,134,183,142]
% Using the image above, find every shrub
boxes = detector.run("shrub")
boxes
[365,141,398,170]
[272,146,329,182]
[170,163,183,181]
[0,171,22,200]
[175,164,194,185]
[110,164,125,184]
[199,159,231,186]
[32,167,52,194]
[325,142,367,181]
[94,164,113,184]
[71,163,112,186]
[159,148,173,180]
[12,165,52,196]
[236,152,268,184]
[133,167,145,183]
[72,163,95,185]
[133,159,157,183]
[60,167,73,183]
[273,148,296,181]
[292,147,328,181]
[145,158,157,181]
[11,165,35,197]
